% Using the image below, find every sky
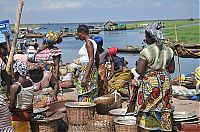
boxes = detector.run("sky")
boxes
[0,0,199,24]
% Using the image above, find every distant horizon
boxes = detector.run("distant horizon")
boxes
[12,17,199,25]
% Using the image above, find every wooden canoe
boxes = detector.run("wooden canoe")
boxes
[174,44,200,58]
[117,48,142,53]
[25,33,44,38]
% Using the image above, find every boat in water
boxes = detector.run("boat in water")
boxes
[59,27,74,37]
[88,26,101,34]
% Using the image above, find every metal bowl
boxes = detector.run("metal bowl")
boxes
[109,108,135,116]
[114,116,136,125]
[49,100,76,113]
[65,102,96,108]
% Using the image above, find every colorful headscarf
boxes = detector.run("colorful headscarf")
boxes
[13,61,27,77]
[93,36,103,44]
[108,47,118,56]
[146,21,165,45]
[43,31,59,45]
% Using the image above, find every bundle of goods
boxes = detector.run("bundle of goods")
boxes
[94,94,122,115]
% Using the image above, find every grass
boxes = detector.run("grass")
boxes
[164,25,200,44]
[126,19,199,29]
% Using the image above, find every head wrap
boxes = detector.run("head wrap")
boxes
[146,21,165,45]
[43,31,59,45]
[27,62,44,71]
[13,61,27,77]
[93,36,103,44]
[108,47,118,56]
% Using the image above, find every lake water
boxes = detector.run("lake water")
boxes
[34,23,199,78]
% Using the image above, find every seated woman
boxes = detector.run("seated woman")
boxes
[27,62,59,106]
[9,61,34,132]
[108,47,133,96]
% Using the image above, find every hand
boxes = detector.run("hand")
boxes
[81,77,87,87]
[52,93,58,102]
[5,32,9,39]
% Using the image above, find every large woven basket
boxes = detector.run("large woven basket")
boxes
[114,116,137,132]
[68,124,88,132]
[65,102,96,125]
[87,114,114,132]
[30,113,64,132]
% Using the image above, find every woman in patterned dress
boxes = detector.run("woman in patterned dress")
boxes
[93,36,114,96]
[134,22,175,132]
[75,25,99,102]
[35,31,62,81]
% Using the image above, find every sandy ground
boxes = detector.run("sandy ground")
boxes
[62,86,200,118]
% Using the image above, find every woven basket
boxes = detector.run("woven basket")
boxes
[65,102,96,125]
[30,113,64,132]
[87,114,114,132]
[114,116,137,132]
[68,124,88,132]
[94,94,115,105]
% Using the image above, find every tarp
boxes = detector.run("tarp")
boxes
[0,20,12,44]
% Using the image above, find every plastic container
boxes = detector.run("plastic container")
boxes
[0,20,12,44]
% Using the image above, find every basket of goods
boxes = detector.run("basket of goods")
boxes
[94,94,122,115]
[94,94,115,105]
[87,114,114,132]
[31,112,65,132]
[114,116,137,132]
[65,102,96,125]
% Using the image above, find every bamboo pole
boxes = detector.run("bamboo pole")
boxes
[6,0,24,74]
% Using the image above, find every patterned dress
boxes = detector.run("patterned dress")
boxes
[75,63,98,102]
[134,44,174,131]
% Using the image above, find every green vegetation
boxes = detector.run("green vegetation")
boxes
[126,19,200,44]
[126,19,199,29]
[164,25,200,44]
[11,24,42,29]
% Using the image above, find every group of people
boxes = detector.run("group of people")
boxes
[75,23,175,132]
[0,21,175,132]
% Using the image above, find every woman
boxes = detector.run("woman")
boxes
[134,22,175,132]
[9,61,34,132]
[93,36,114,96]
[75,25,99,102]
[27,62,59,105]
[35,31,62,81]
[108,48,133,96]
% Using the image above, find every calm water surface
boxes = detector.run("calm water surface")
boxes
[35,24,199,78]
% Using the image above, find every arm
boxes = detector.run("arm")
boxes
[81,40,94,86]
[53,55,61,81]
[5,32,10,52]
[167,56,175,73]
[9,84,21,112]
[95,49,99,70]
[1,69,11,94]
[50,75,59,101]
[135,58,148,75]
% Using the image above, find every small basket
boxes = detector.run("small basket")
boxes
[65,102,96,125]
[30,113,64,132]
[94,94,115,105]
[87,114,114,132]
[114,116,137,132]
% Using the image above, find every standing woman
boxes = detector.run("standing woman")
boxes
[9,61,34,132]
[75,25,99,102]
[134,22,175,132]
[93,36,114,96]
[35,31,62,81]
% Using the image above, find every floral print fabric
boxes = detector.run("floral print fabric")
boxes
[134,70,173,131]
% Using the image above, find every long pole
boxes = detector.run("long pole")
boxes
[6,0,24,74]
[175,25,178,42]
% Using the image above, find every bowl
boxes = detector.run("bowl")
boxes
[94,94,115,105]
[48,100,76,113]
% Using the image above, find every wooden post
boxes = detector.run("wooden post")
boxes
[175,25,178,42]
[6,0,24,74]
[175,50,181,86]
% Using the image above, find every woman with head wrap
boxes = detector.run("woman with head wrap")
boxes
[75,25,99,102]
[133,22,175,131]
[35,31,62,81]
[93,36,114,96]
[27,62,59,105]
[9,61,34,132]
